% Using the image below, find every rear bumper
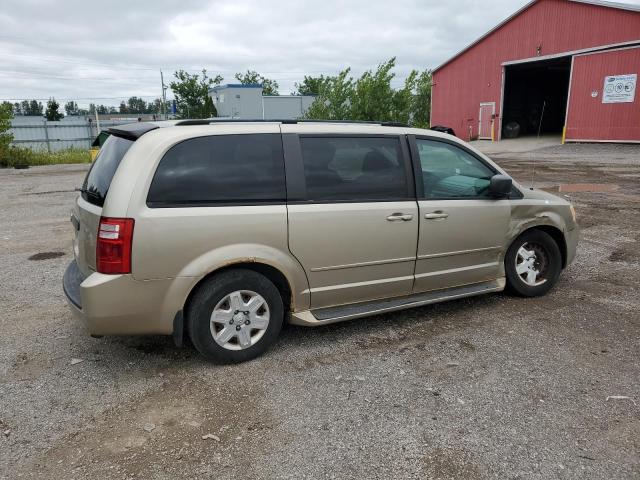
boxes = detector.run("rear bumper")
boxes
[62,260,192,336]
[63,260,85,309]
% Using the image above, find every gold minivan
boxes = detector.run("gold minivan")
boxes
[63,120,578,363]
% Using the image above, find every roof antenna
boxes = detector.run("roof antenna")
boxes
[530,100,546,189]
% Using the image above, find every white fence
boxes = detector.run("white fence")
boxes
[9,117,142,152]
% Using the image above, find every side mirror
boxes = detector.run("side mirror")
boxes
[489,174,512,198]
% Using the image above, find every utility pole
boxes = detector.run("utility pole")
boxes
[160,69,168,119]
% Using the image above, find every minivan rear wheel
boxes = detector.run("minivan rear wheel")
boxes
[505,229,562,297]
[187,269,284,363]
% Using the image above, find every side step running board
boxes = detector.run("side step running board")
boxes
[289,279,505,326]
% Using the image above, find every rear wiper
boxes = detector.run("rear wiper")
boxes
[75,187,101,200]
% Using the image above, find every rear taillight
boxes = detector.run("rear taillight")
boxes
[96,217,134,274]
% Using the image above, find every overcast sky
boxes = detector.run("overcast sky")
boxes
[1,0,639,108]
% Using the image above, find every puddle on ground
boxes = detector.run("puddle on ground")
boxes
[551,183,620,193]
[28,251,66,261]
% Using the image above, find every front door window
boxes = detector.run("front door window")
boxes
[416,139,495,199]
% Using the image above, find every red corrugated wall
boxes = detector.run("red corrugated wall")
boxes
[566,47,640,142]
[431,0,640,140]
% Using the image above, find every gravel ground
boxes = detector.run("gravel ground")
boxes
[1,145,639,479]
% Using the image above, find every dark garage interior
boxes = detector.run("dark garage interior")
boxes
[502,56,572,138]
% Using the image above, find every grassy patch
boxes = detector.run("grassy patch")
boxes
[0,146,92,168]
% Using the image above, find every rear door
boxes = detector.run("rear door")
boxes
[73,135,134,277]
[409,136,510,292]
[284,133,418,309]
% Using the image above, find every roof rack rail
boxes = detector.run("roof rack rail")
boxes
[174,119,409,127]
[297,119,409,127]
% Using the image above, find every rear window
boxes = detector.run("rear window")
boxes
[82,135,133,207]
[147,134,285,207]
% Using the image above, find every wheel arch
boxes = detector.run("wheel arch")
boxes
[182,261,295,322]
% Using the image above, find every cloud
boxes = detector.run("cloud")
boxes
[0,0,639,107]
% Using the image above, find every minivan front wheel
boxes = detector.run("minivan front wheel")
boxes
[187,269,284,363]
[505,230,562,297]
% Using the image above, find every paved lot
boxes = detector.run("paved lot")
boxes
[1,143,639,479]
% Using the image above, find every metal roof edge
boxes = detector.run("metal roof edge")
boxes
[572,41,640,57]
[262,94,317,98]
[432,0,537,73]
[433,0,640,74]
[209,84,263,93]
[501,39,640,65]
[569,0,640,13]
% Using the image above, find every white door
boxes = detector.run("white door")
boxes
[479,103,495,140]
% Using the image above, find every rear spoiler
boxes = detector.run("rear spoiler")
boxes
[107,122,159,141]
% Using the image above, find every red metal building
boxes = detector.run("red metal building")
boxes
[431,0,640,143]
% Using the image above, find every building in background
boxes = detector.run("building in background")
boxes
[210,84,315,120]
[431,0,640,143]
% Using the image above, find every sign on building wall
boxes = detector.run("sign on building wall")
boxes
[602,74,637,104]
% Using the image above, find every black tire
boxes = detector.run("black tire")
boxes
[505,229,562,297]
[187,269,284,363]
[503,121,521,139]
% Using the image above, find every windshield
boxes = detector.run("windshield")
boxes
[82,135,134,207]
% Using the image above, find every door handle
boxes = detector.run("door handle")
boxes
[387,213,414,222]
[425,212,449,220]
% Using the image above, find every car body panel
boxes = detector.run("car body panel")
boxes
[65,268,192,335]
[414,199,510,292]
[287,201,418,308]
[73,196,101,277]
[130,205,310,311]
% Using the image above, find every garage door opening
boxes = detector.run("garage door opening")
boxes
[501,57,572,139]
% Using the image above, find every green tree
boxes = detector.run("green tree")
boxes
[303,68,354,120]
[203,95,216,118]
[149,98,169,115]
[293,75,326,95]
[1,101,14,115]
[64,101,79,116]
[391,70,417,126]
[20,99,43,116]
[126,96,148,113]
[119,101,128,114]
[350,58,397,122]
[96,104,115,115]
[170,69,222,118]
[0,101,14,154]
[30,100,44,116]
[45,98,63,121]
[411,69,432,128]
[303,58,432,127]
[234,70,279,95]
